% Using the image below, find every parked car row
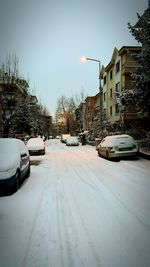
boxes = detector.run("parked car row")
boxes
[0,134,139,196]
[60,134,80,146]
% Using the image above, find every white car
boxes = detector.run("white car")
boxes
[0,138,30,195]
[26,137,45,155]
[66,136,79,146]
[97,134,139,160]
[61,134,70,143]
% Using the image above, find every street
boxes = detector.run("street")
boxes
[0,139,150,267]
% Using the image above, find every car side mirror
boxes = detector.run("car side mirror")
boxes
[21,153,27,158]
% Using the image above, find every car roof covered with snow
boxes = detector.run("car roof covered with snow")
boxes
[0,138,29,173]
[100,134,137,146]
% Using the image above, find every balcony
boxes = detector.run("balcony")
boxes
[121,62,138,75]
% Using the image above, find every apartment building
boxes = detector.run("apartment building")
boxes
[77,45,141,137]
[102,45,141,131]
[84,95,97,131]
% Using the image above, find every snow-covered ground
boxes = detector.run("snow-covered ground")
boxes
[0,139,150,267]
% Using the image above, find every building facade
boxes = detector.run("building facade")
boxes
[77,45,142,137]
[102,45,141,132]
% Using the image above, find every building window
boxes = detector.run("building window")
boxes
[104,92,106,102]
[110,88,112,98]
[116,61,120,73]
[115,104,119,114]
[104,75,106,84]
[110,106,112,116]
[115,82,120,92]
[110,69,113,79]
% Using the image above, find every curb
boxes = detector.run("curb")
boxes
[139,150,150,160]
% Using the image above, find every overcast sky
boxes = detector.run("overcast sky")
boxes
[0,0,148,117]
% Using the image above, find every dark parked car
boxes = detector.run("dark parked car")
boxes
[0,138,30,195]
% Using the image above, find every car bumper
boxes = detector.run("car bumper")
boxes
[109,150,138,158]
[0,175,16,195]
[29,149,45,155]
[66,143,79,146]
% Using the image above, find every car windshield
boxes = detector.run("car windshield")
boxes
[27,138,43,145]
[106,135,134,145]
[114,136,133,143]
[68,137,77,140]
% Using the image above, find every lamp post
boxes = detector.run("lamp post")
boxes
[81,56,102,131]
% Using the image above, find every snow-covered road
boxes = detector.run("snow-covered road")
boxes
[0,139,150,267]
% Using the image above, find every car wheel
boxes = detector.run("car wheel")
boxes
[14,170,20,192]
[42,149,45,155]
[106,150,110,160]
[98,149,101,157]
[25,163,30,178]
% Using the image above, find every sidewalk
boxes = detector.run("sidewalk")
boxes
[139,148,150,160]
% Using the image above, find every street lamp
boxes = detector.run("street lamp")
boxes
[81,56,102,131]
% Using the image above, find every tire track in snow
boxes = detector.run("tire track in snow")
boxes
[59,146,150,260]
[51,150,87,267]
[52,148,103,267]
[22,164,53,267]
[22,142,150,267]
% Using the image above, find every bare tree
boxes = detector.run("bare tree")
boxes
[2,53,19,81]
[55,95,77,134]
[55,89,88,134]
[75,87,87,106]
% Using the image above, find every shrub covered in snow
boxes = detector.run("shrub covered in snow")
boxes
[121,7,150,118]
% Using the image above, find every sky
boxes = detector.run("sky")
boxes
[0,0,148,117]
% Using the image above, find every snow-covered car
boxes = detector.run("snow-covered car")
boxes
[66,136,79,146]
[0,138,30,195]
[26,137,45,155]
[61,134,70,143]
[97,134,139,160]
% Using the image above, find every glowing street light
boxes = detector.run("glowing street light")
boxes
[81,56,102,130]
